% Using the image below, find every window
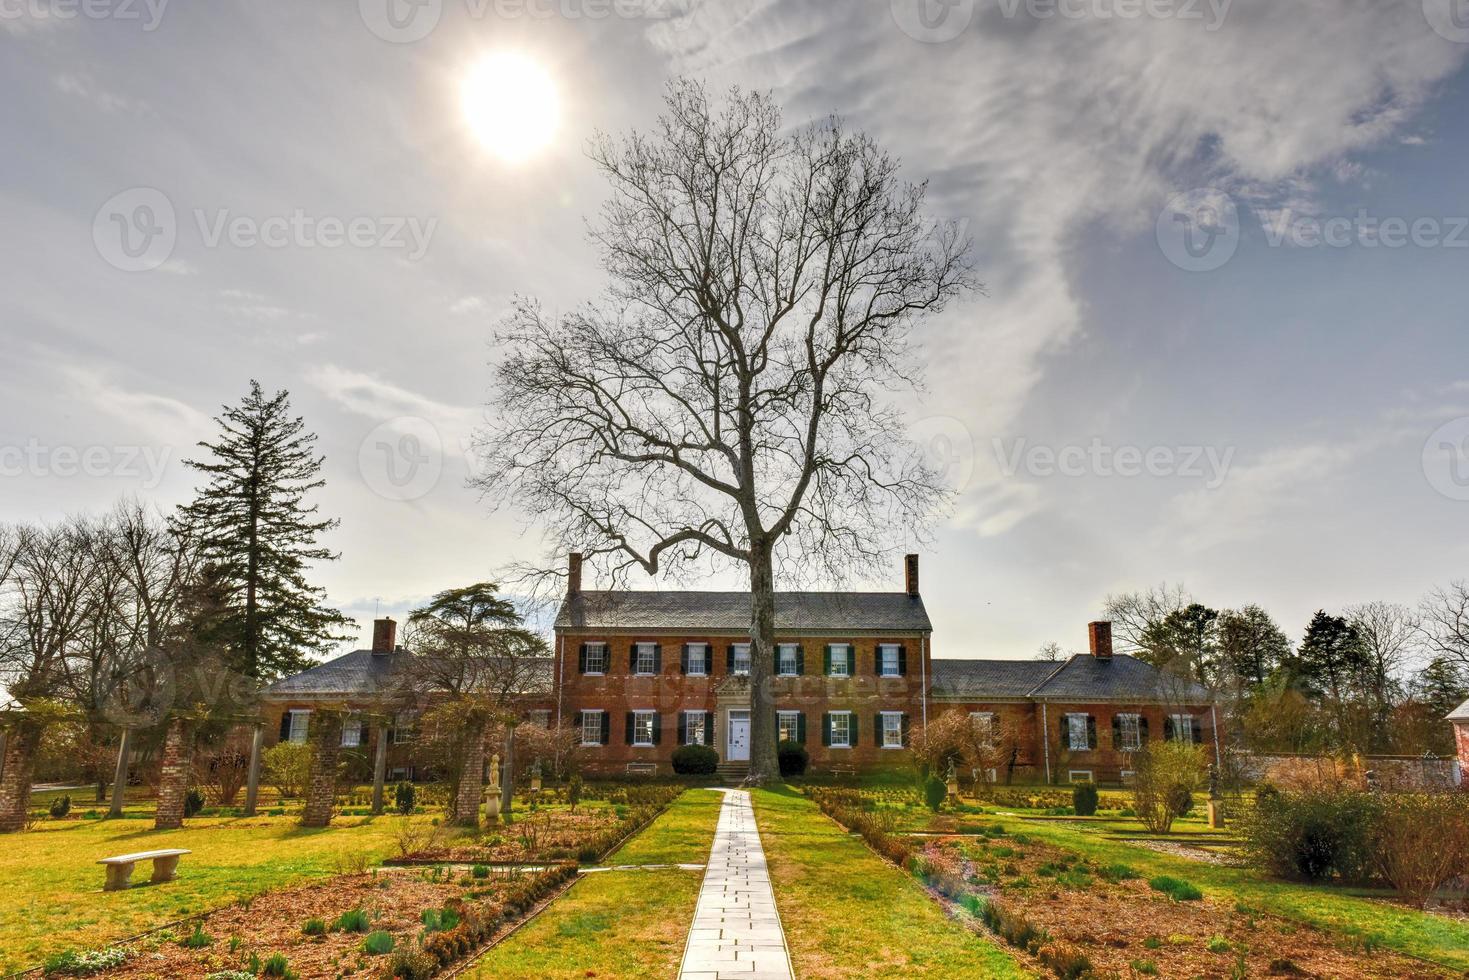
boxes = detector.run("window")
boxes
[684,710,708,746]
[1169,714,1199,743]
[880,712,905,749]
[287,710,310,744]
[732,643,751,676]
[392,712,417,744]
[1120,769,1137,784]
[583,642,607,674]
[777,643,800,676]
[829,711,852,748]
[970,711,997,740]
[580,710,604,746]
[685,643,708,675]
[526,710,551,728]
[634,642,657,675]
[632,710,657,747]
[778,711,801,743]
[340,719,362,748]
[1115,713,1142,751]
[878,644,902,677]
[1068,770,1093,784]
[827,644,851,677]
[1065,713,1090,751]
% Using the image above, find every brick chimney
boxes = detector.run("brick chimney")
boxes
[1088,621,1113,660]
[372,617,397,655]
[568,552,583,595]
[904,554,920,597]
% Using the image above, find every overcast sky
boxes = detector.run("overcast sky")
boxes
[3,0,1468,663]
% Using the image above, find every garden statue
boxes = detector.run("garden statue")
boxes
[945,760,959,802]
[485,752,503,823]
[530,760,542,794]
[1206,763,1224,829]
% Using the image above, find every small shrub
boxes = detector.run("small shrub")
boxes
[671,744,719,775]
[394,781,416,815]
[386,947,436,979]
[260,953,295,978]
[301,918,326,936]
[43,949,129,976]
[470,864,490,879]
[1131,743,1206,834]
[180,922,212,948]
[923,774,947,812]
[1206,935,1231,953]
[205,972,255,980]
[1035,939,1092,980]
[1132,960,1159,975]
[1148,875,1203,901]
[334,908,371,933]
[777,740,809,777]
[1241,788,1378,883]
[362,930,394,955]
[1372,791,1469,908]
[49,795,71,819]
[1099,862,1138,882]
[1071,782,1098,817]
[262,742,312,799]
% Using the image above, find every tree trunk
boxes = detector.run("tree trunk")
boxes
[301,712,344,828]
[746,542,779,784]
[108,728,133,818]
[500,726,515,816]
[452,719,487,827]
[243,724,264,817]
[0,723,42,832]
[154,717,196,831]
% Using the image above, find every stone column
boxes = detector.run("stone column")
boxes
[300,711,344,828]
[107,728,133,818]
[154,717,195,831]
[371,724,388,816]
[500,725,516,816]
[452,722,487,827]
[0,723,41,832]
[242,724,265,817]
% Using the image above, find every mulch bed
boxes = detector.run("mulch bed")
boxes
[399,809,621,864]
[89,868,535,979]
[920,832,1454,979]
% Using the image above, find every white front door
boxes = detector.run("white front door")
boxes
[727,710,750,762]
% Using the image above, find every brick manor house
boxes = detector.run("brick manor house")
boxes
[262,555,1220,785]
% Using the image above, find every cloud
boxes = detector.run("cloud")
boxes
[53,73,148,114]
[306,365,481,459]
[57,366,212,447]
[450,296,489,315]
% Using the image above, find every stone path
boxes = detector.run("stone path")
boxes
[678,789,794,980]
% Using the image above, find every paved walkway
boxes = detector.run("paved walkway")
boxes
[678,789,794,980]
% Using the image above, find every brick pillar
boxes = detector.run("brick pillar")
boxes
[301,711,344,828]
[154,717,195,831]
[0,723,42,833]
[370,724,388,815]
[452,721,488,827]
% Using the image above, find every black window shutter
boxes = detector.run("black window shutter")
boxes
[822,713,831,747]
[653,644,662,673]
[677,713,688,745]
[823,645,832,675]
[727,644,735,674]
[796,712,807,745]
[901,713,911,747]
[1087,716,1098,750]
[578,643,588,674]
[850,714,859,745]
[874,713,882,746]
[630,645,638,673]
[796,645,805,675]
[1191,717,1202,744]
[278,713,290,741]
[1139,716,1150,743]
[1164,716,1175,741]
[1112,715,1122,747]
[897,645,908,676]
[681,644,689,674]
[705,711,715,746]
[600,712,610,745]
[652,713,662,745]
[625,712,634,745]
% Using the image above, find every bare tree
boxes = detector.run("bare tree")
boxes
[1102,583,1193,656]
[1346,601,1420,751]
[1421,582,1469,672]
[476,81,974,782]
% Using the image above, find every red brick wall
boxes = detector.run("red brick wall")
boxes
[1455,722,1469,786]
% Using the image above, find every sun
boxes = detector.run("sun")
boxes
[461,52,559,164]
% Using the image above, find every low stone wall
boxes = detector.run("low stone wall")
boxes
[1233,751,1460,791]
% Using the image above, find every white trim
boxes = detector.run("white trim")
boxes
[879,710,904,749]
[777,710,801,743]
[287,709,311,744]
[731,642,752,676]
[583,641,609,675]
[878,644,901,678]
[579,708,604,747]
[633,641,658,676]
[1067,769,1093,784]
[827,644,851,677]
[340,718,363,748]
[776,643,800,677]
[685,642,710,676]
[682,709,708,746]
[631,708,657,747]
[828,709,853,748]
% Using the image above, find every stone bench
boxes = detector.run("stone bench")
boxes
[625,762,657,775]
[98,849,191,891]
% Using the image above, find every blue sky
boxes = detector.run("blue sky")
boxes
[2,0,1467,660]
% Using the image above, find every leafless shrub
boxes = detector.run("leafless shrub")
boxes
[1374,792,1469,909]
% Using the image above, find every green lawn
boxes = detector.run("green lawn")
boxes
[751,787,1030,979]
[466,788,723,978]
[0,810,447,973]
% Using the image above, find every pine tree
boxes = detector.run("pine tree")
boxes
[177,381,349,679]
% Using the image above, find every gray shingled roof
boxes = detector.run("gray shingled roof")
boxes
[931,654,1212,703]
[556,591,932,633]
[1448,698,1469,722]
[265,650,553,699]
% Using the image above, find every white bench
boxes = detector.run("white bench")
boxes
[98,849,190,891]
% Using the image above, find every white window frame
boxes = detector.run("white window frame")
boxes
[829,711,852,748]
[1116,712,1143,752]
[632,709,657,747]
[1170,713,1198,743]
[970,711,997,740]
[777,710,801,743]
[287,710,310,744]
[1120,769,1137,783]
[1068,769,1093,784]
[583,642,608,675]
[878,644,901,677]
[685,643,709,676]
[526,710,551,728]
[829,644,851,677]
[1065,712,1090,752]
[392,711,417,744]
[880,711,904,749]
[684,709,708,746]
[580,709,604,747]
[732,643,752,676]
[340,718,362,748]
[634,642,657,676]
[777,643,800,677]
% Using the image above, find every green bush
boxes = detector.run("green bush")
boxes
[1148,875,1203,901]
[394,781,416,815]
[43,949,129,976]
[777,740,809,777]
[671,744,719,775]
[470,864,490,879]
[49,795,71,819]
[180,923,212,948]
[1206,935,1231,953]
[1131,743,1205,833]
[362,931,395,955]
[386,947,436,979]
[1071,782,1098,817]
[923,774,947,812]
[260,953,295,978]
[1241,788,1378,883]
[263,742,312,799]
[1371,791,1469,908]
[183,787,207,818]
[301,918,326,936]
[334,908,371,933]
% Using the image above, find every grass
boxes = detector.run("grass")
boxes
[0,810,446,973]
[750,787,1029,979]
[465,789,722,978]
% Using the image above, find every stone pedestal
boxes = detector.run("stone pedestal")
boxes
[300,712,345,828]
[1207,799,1224,829]
[154,718,195,831]
[0,723,42,833]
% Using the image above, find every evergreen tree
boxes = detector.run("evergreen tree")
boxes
[1139,602,1220,684]
[1415,655,1469,721]
[177,381,349,679]
[1217,604,1291,688]
[1294,611,1366,702]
